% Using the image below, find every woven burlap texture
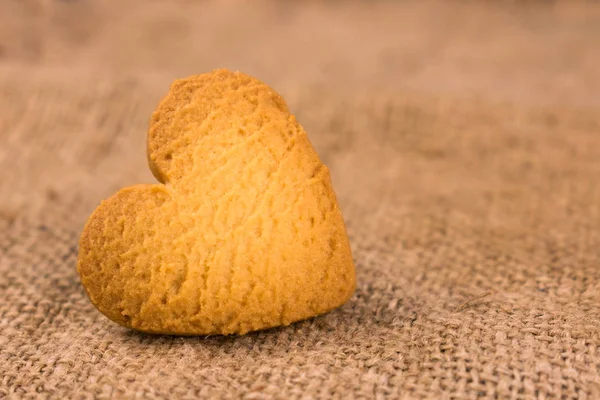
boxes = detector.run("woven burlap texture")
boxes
[1,1,600,398]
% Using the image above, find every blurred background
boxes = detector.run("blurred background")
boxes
[2,0,599,220]
[2,1,600,398]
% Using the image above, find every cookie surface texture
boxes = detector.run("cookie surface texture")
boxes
[77,69,356,335]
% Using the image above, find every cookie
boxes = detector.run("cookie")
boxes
[77,69,356,335]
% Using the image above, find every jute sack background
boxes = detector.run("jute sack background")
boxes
[1,1,599,398]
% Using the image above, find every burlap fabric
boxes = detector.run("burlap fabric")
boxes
[2,1,600,398]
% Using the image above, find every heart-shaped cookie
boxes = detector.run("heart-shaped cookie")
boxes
[77,69,355,335]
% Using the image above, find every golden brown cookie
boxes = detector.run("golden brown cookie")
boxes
[77,69,355,335]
